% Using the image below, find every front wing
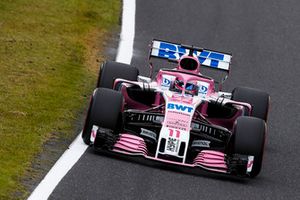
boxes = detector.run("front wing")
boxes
[89,112,255,177]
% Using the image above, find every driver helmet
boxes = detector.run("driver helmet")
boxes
[173,78,184,93]
[174,78,198,96]
[185,81,198,96]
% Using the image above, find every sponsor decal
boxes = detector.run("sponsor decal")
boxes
[162,77,171,87]
[167,103,193,113]
[247,156,254,173]
[197,81,209,95]
[199,85,208,94]
[166,137,178,152]
[140,128,157,142]
[90,125,99,143]
[152,41,227,68]
[165,129,181,153]
[161,75,175,90]
[192,140,211,148]
[166,118,189,131]
[168,128,180,138]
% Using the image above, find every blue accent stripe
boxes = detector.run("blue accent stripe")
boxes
[210,60,219,68]
[200,50,210,57]
[209,52,224,60]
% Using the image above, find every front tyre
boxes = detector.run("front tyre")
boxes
[233,116,266,177]
[82,88,123,145]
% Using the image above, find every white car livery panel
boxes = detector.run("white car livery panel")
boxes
[155,91,202,163]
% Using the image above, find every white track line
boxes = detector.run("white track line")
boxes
[27,0,136,199]
[116,0,136,64]
[27,134,88,200]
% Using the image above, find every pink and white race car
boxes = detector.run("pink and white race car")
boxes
[82,39,270,178]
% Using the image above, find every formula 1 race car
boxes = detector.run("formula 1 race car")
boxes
[82,39,270,178]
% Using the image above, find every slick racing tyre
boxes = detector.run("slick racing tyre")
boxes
[233,116,266,177]
[82,88,123,145]
[231,87,270,121]
[97,61,139,88]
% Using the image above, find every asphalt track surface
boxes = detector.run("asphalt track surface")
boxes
[50,0,300,199]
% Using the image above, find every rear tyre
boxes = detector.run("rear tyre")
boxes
[82,88,123,145]
[233,116,266,177]
[97,61,139,88]
[231,87,270,121]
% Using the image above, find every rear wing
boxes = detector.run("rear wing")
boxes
[150,39,232,72]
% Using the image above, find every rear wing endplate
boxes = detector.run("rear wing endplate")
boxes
[150,39,232,72]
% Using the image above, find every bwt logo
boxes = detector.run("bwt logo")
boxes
[167,103,193,113]
[158,42,225,67]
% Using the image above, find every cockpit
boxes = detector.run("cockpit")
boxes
[157,69,213,98]
[171,78,199,96]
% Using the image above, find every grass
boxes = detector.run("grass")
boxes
[0,0,120,199]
